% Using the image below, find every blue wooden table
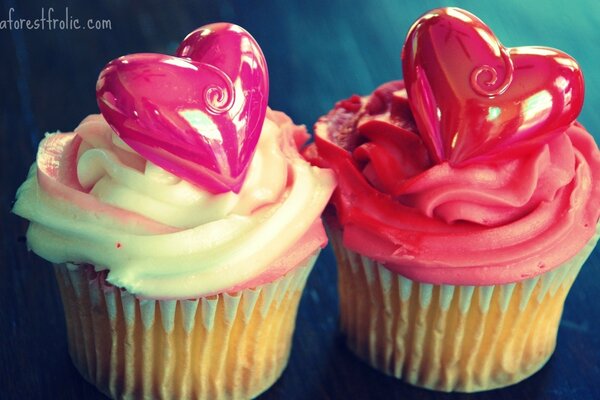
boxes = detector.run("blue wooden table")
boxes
[1,1,599,399]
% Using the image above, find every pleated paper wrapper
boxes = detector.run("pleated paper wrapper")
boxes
[53,252,318,400]
[329,227,599,392]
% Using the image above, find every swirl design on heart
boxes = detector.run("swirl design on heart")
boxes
[470,49,514,97]
[201,63,236,114]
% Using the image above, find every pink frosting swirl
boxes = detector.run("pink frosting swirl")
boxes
[309,81,600,285]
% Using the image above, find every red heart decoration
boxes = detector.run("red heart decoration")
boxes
[96,23,268,193]
[402,7,584,164]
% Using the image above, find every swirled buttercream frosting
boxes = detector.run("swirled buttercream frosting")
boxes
[307,81,600,285]
[14,110,336,298]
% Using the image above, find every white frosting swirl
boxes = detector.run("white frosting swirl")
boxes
[14,111,336,298]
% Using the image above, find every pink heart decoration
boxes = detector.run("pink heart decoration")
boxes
[402,7,584,164]
[96,23,268,193]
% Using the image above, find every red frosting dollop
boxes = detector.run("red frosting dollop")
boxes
[307,81,600,285]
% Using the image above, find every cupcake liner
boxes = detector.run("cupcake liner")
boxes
[54,252,318,400]
[329,226,598,392]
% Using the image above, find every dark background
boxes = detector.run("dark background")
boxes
[2,1,599,399]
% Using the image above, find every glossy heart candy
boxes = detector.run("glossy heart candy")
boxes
[402,7,584,164]
[96,23,268,193]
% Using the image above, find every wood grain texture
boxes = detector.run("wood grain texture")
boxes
[1,0,599,399]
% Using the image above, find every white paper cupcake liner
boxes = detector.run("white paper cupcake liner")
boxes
[329,226,599,392]
[54,252,318,400]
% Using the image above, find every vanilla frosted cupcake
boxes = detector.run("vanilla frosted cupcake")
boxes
[307,8,600,392]
[13,23,335,400]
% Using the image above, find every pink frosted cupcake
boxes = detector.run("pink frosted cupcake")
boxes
[13,23,335,399]
[307,8,600,392]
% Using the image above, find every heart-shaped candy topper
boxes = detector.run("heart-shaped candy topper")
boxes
[402,8,584,164]
[96,23,268,193]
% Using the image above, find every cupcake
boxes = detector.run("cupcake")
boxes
[13,23,335,399]
[306,8,600,392]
